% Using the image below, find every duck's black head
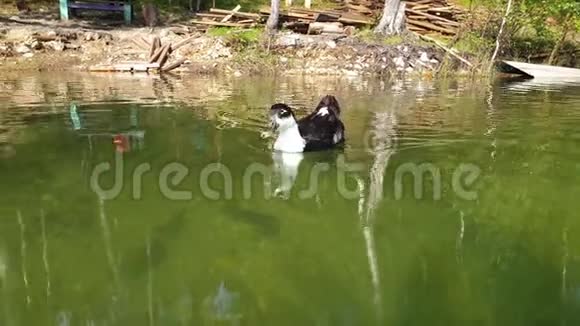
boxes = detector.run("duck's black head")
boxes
[270,103,296,130]
[315,95,341,117]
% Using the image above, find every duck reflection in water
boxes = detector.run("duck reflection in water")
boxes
[272,151,304,199]
[202,281,242,325]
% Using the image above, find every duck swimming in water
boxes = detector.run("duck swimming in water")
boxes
[270,95,345,153]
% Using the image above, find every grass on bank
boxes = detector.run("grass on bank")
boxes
[207,27,263,49]
[206,26,277,72]
[355,28,405,46]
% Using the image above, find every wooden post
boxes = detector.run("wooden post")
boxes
[304,0,311,9]
[149,36,161,58]
[149,44,165,63]
[59,0,69,20]
[123,0,132,25]
[156,44,172,69]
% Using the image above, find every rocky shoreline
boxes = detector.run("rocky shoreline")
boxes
[0,17,470,78]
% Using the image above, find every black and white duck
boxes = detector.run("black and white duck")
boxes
[269,95,345,153]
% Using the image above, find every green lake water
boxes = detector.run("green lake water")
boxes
[0,73,579,325]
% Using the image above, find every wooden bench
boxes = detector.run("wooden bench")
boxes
[59,0,133,24]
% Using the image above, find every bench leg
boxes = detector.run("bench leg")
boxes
[123,4,132,25]
[59,0,69,20]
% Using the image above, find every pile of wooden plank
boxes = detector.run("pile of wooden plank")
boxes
[338,0,465,36]
[405,0,465,35]
[191,5,373,35]
[191,0,465,36]
[258,7,373,34]
[191,5,262,29]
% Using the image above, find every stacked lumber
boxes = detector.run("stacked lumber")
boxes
[90,36,194,73]
[338,0,465,36]
[405,0,465,35]
[191,5,262,29]
[193,5,373,34]
[258,6,372,34]
[190,0,464,36]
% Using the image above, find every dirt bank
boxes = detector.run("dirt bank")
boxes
[0,15,472,77]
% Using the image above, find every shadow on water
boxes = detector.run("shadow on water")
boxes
[220,204,281,237]
[121,208,187,277]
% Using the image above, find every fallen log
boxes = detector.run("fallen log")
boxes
[314,12,340,22]
[345,3,374,15]
[149,36,161,58]
[291,8,326,15]
[235,19,255,24]
[283,21,310,33]
[191,20,249,27]
[140,36,151,47]
[162,57,187,72]
[131,37,150,50]
[427,6,455,13]
[173,35,197,50]
[406,8,460,27]
[156,44,172,69]
[209,7,260,19]
[149,44,165,63]
[195,13,227,19]
[409,0,435,5]
[260,7,315,20]
[338,16,372,25]
[284,11,315,20]
[308,22,344,35]
[437,20,461,27]
[407,19,457,35]
[409,4,430,11]
[221,4,242,22]
[407,25,427,32]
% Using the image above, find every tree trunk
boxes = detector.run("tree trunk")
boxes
[142,3,159,28]
[392,2,406,35]
[488,0,513,73]
[374,0,401,35]
[16,0,29,12]
[266,0,280,32]
[548,14,572,65]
